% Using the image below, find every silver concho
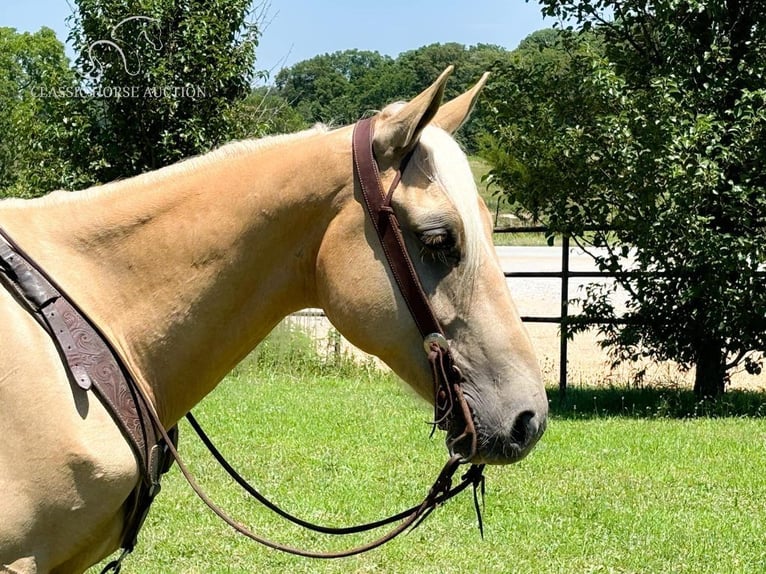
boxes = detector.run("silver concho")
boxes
[423,332,449,354]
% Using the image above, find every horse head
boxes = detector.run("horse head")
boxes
[317,68,548,464]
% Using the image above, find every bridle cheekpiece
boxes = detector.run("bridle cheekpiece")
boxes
[352,116,481,463]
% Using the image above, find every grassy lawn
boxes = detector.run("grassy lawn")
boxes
[94,370,766,574]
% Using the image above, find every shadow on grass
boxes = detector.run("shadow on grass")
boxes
[547,386,766,419]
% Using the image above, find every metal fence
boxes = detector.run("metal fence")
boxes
[497,225,766,394]
[495,226,613,394]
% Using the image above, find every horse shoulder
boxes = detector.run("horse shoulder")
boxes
[0,289,138,572]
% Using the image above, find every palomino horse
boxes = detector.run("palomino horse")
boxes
[0,68,547,573]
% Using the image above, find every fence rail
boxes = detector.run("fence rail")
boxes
[497,225,649,393]
[497,225,766,394]
[296,225,761,395]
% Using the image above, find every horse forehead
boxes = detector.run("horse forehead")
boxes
[415,130,478,203]
[415,128,489,280]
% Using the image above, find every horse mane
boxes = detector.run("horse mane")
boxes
[158,124,330,180]
[37,125,329,204]
[413,126,488,295]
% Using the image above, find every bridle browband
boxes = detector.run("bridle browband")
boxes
[0,114,487,570]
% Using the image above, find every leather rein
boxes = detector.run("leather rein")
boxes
[0,115,486,569]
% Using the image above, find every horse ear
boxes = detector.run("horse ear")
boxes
[372,66,454,162]
[432,72,490,135]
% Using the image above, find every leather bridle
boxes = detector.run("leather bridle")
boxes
[352,116,481,458]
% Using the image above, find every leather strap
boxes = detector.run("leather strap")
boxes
[0,227,175,554]
[185,411,485,536]
[352,118,477,444]
[352,117,444,339]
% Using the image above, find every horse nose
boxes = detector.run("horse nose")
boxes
[481,408,546,464]
[509,410,546,453]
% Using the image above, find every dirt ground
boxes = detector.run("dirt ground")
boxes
[288,245,765,391]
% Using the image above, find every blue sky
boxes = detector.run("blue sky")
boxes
[1,0,552,78]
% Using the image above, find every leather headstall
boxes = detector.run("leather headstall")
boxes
[352,117,480,460]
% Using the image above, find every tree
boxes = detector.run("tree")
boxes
[68,0,262,182]
[481,29,604,218]
[274,43,508,150]
[487,3,766,397]
[0,27,90,197]
[274,50,401,126]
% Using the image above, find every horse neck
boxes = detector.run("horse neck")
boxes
[4,128,352,424]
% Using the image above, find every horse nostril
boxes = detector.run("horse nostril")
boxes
[478,408,546,463]
[509,410,537,448]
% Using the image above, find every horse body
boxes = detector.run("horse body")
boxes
[1,129,348,572]
[0,70,547,573]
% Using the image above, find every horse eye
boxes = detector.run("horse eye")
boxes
[419,228,460,264]
[420,228,453,249]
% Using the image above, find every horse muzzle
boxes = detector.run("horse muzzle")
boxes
[446,387,548,466]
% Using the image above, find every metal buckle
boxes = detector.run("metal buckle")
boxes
[423,333,448,355]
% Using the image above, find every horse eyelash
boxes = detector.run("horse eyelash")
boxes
[419,232,460,265]
[420,246,452,265]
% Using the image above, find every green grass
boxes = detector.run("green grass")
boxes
[92,369,766,574]
[468,155,495,209]
[493,229,552,246]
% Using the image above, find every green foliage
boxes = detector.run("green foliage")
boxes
[2,2,265,194]
[0,27,91,197]
[68,0,262,181]
[273,43,508,150]
[275,49,403,126]
[229,86,308,138]
[481,28,603,219]
[486,4,766,396]
[396,42,496,98]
